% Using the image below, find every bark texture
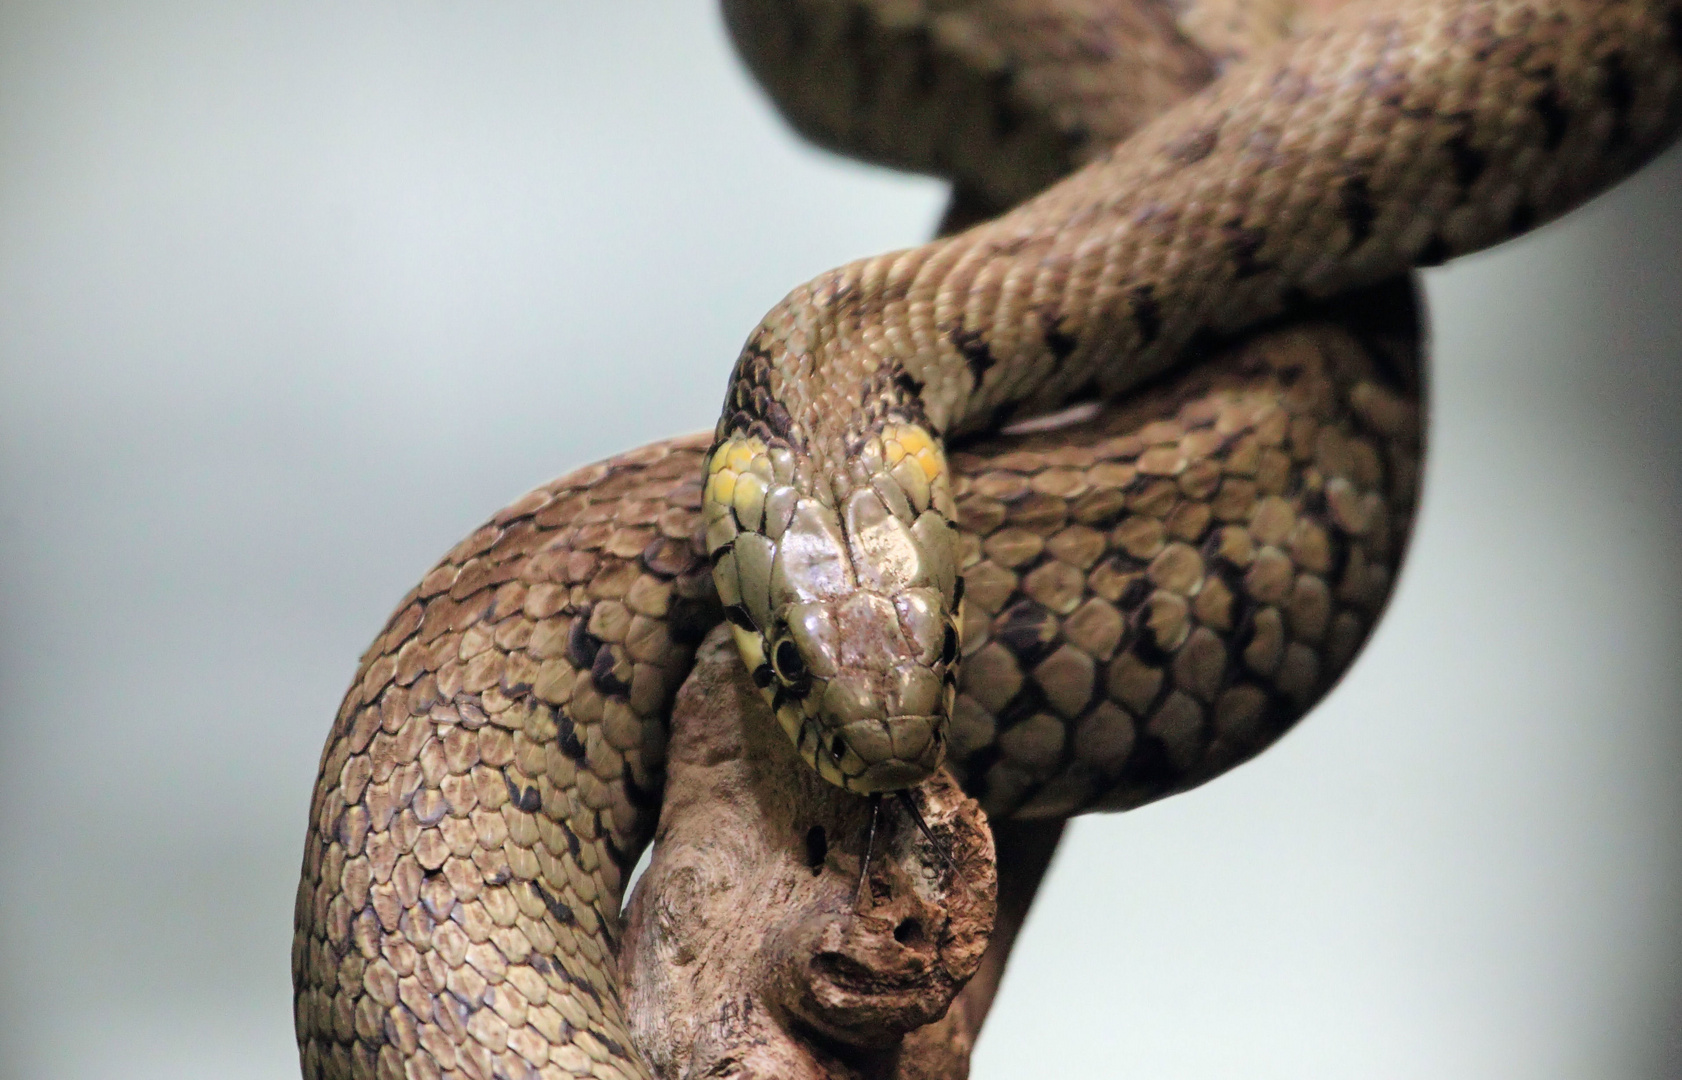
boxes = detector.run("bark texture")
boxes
[619,627,1001,1079]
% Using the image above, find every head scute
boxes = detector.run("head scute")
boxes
[707,398,964,793]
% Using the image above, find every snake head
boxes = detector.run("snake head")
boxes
[705,427,962,793]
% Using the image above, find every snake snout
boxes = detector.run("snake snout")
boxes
[827,712,946,793]
[814,665,950,792]
[776,566,962,791]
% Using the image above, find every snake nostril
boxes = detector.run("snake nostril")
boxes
[893,918,922,945]
[940,623,958,665]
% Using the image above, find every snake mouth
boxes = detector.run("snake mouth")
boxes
[847,755,942,794]
[819,715,947,794]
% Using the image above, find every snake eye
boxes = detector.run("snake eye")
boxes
[773,638,809,687]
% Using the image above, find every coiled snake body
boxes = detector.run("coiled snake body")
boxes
[294,1,1682,1077]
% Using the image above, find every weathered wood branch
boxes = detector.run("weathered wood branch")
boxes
[618,626,1051,1079]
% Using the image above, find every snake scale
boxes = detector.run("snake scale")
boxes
[294,0,1682,1077]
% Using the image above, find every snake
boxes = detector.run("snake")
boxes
[293,1,1682,1078]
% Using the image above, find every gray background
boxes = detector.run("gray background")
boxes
[2,2,1679,1077]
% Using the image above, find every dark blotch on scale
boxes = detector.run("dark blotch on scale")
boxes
[621,760,663,812]
[1533,79,1569,150]
[1043,318,1079,362]
[993,601,1059,667]
[568,610,604,670]
[1340,174,1377,248]
[1112,735,1193,795]
[602,822,630,879]
[1117,575,1153,613]
[531,880,578,927]
[502,768,543,814]
[591,645,631,696]
[557,710,587,761]
[1223,223,1268,278]
[892,368,926,400]
[951,326,998,380]
[1445,130,1487,187]
[1128,284,1162,345]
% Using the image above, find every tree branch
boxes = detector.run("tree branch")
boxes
[618,627,1000,1079]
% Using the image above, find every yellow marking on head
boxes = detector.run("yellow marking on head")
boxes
[712,435,766,470]
[726,441,757,474]
[732,471,767,526]
[895,425,934,455]
[882,425,943,483]
[705,468,737,508]
[708,436,773,532]
[915,446,946,483]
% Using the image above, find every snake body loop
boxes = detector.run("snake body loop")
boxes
[706,0,1682,793]
[295,1,1682,1077]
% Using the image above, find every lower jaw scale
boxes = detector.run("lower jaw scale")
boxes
[848,757,938,793]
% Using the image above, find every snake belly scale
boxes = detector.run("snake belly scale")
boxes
[294,1,1682,1078]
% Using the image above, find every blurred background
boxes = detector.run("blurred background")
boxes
[2,2,1679,1078]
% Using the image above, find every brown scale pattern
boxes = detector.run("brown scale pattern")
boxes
[293,441,719,1080]
[723,0,1682,476]
[293,291,1419,1080]
[295,0,1676,1075]
[943,307,1421,819]
[723,0,1222,212]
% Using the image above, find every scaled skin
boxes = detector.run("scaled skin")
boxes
[295,0,1682,1077]
[704,425,964,792]
[710,0,1682,796]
